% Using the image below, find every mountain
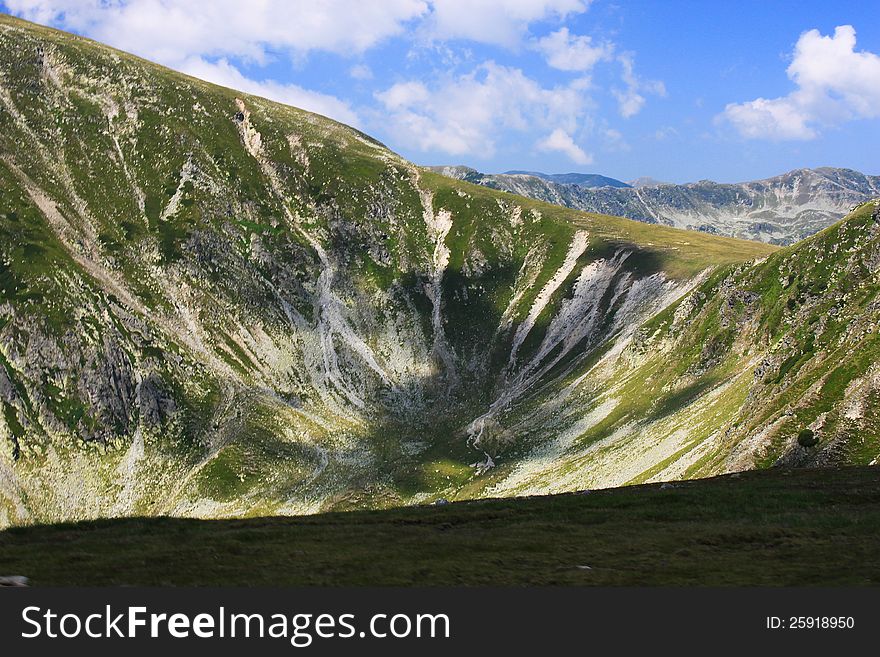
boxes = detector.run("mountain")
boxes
[428,167,630,189]
[503,171,631,188]
[0,15,878,528]
[628,176,668,188]
[424,165,479,180]
[433,166,880,245]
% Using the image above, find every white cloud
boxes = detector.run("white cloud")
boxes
[375,62,590,157]
[536,128,592,164]
[375,81,432,110]
[533,27,611,72]
[613,52,665,118]
[180,57,360,126]
[722,97,815,140]
[531,29,663,123]
[5,0,429,61]
[7,0,593,56]
[424,0,590,48]
[721,25,880,140]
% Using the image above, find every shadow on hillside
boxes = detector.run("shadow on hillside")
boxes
[0,466,878,586]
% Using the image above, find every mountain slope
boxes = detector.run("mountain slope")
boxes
[0,15,875,528]
[434,166,880,245]
[481,199,880,497]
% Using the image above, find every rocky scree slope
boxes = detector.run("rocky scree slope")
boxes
[0,16,874,527]
[433,165,880,245]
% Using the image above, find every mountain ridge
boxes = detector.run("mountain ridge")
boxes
[502,170,631,188]
[431,165,880,244]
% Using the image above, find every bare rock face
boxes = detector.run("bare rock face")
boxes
[136,374,176,427]
[0,15,878,528]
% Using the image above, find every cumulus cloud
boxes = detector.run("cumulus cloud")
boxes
[7,0,594,55]
[424,0,590,48]
[534,33,662,119]
[536,128,592,164]
[721,25,880,140]
[613,52,666,118]
[5,0,429,60]
[533,27,611,72]
[723,97,815,140]
[375,62,590,157]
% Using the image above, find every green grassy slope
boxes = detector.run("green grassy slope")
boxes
[420,172,773,278]
[1,466,877,586]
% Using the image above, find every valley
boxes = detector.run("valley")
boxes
[0,14,878,530]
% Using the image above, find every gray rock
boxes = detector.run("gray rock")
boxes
[0,575,29,587]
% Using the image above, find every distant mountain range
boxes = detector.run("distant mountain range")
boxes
[428,166,880,244]
[503,170,631,188]
[628,176,669,188]
[427,165,630,189]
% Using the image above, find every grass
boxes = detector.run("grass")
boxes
[1,466,878,586]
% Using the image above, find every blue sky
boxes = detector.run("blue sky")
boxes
[3,1,879,183]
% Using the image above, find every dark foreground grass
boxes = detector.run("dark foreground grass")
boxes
[1,466,878,586]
